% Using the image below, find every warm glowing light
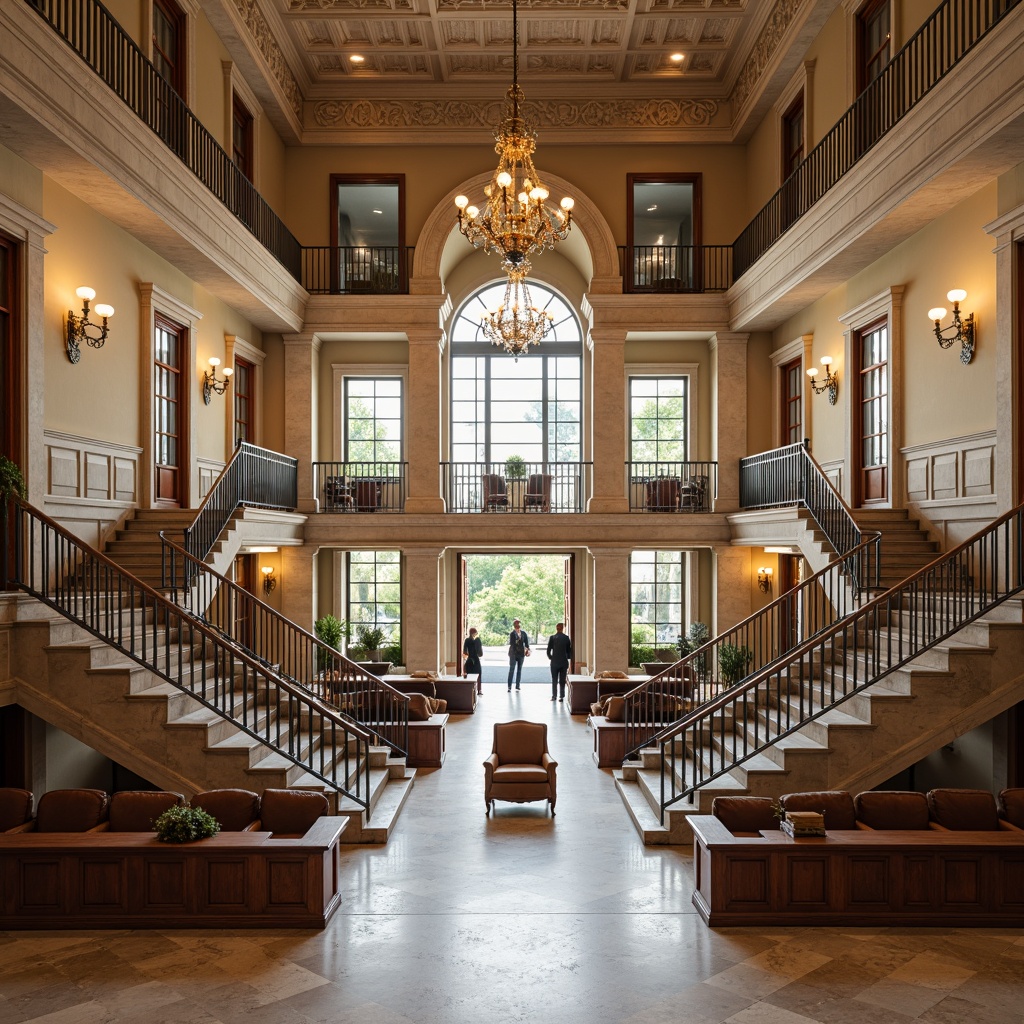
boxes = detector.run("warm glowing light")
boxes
[928,307,947,322]
[76,286,96,301]
[94,303,114,318]
[947,288,967,304]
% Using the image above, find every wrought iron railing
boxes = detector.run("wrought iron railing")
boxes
[626,461,717,513]
[441,462,591,513]
[734,0,1022,277]
[301,247,414,295]
[3,497,373,811]
[23,0,303,279]
[313,462,408,513]
[622,532,881,759]
[656,501,1024,821]
[185,442,297,563]
[160,532,409,756]
[740,442,867,581]
[618,245,733,293]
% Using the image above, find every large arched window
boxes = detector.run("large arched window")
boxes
[449,279,582,467]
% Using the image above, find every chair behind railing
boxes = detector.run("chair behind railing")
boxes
[313,462,407,513]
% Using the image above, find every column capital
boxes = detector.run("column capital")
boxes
[406,327,447,353]
[282,332,322,353]
[709,332,750,351]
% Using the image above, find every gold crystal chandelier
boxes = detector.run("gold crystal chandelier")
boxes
[454,0,574,275]
[480,269,554,360]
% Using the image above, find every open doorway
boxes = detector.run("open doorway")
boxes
[458,553,573,681]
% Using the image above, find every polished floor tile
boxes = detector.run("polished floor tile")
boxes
[2,684,1023,1023]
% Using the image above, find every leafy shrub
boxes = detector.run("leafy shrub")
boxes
[355,625,387,656]
[718,643,753,686]
[314,615,348,670]
[154,805,220,843]
[504,454,527,480]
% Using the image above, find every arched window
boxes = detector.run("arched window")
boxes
[449,279,582,467]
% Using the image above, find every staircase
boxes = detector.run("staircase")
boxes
[615,504,1024,844]
[853,508,939,589]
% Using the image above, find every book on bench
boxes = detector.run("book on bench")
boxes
[781,810,826,837]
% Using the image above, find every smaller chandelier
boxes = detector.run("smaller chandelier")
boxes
[480,270,554,360]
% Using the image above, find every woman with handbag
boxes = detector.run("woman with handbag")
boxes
[462,627,484,694]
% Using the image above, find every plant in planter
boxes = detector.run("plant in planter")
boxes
[382,632,402,667]
[314,614,350,671]
[504,454,527,481]
[154,804,221,843]
[718,643,753,687]
[355,624,387,661]
[0,454,26,504]
[681,622,711,682]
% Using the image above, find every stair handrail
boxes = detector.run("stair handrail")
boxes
[740,441,868,583]
[656,500,1024,822]
[160,531,410,756]
[3,496,375,813]
[622,530,882,759]
[184,441,298,564]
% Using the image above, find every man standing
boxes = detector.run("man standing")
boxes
[546,623,572,702]
[507,619,531,691]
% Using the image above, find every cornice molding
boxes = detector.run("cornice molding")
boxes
[731,0,810,113]
[228,0,303,120]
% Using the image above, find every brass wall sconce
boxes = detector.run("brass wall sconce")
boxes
[203,357,233,405]
[928,289,975,365]
[66,286,114,364]
[757,567,773,594]
[261,566,277,596]
[806,356,838,405]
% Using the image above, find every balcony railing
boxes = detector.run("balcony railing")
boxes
[626,462,717,513]
[301,247,414,295]
[442,463,591,513]
[734,0,1022,278]
[618,246,733,293]
[314,462,408,513]
[24,0,302,280]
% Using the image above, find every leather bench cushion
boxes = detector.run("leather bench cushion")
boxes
[108,791,184,831]
[927,788,1000,830]
[492,765,550,784]
[781,790,856,830]
[854,790,929,830]
[259,789,330,837]
[0,788,34,832]
[35,789,110,832]
[998,788,1024,828]
[713,796,778,835]
[192,789,261,831]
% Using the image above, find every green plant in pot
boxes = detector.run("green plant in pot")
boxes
[718,643,753,687]
[355,624,387,661]
[314,614,349,671]
[0,454,26,505]
[504,454,526,480]
[682,621,710,682]
[153,804,220,843]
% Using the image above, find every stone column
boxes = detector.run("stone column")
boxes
[710,332,749,513]
[282,333,320,513]
[713,545,752,636]
[405,328,445,514]
[590,547,631,672]
[588,327,629,513]
[281,543,317,636]
[403,546,444,670]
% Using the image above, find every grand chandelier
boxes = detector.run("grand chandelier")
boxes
[454,0,574,275]
[480,269,554,360]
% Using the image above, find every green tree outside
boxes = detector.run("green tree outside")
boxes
[467,555,566,645]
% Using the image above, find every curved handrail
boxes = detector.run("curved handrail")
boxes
[657,500,1024,821]
[4,496,374,812]
[160,531,410,756]
[622,531,881,758]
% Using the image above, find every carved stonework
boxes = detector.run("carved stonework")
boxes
[437,0,629,9]
[731,0,807,112]
[231,0,303,118]
[313,96,719,130]
[289,0,414,9]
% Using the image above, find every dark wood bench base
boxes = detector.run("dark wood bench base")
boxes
[407,713,448,768]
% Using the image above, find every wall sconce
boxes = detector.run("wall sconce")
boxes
[261,566,277,596]
[806,356,838,405]
[928,289,975,365]
[66,286,114,364]
[203,357,233,405]
[757,567,773,594]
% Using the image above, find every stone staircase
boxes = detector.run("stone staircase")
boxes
[852,508,940,590]
[614,597,1024,844]
[6,594,414,842]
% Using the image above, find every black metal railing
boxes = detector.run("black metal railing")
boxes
[441,462,591,513]
[24,0,303,279]
[626,462,717,513]
[313,462,408,513]
[3,497,373,811]
[160,532,409,756]
[301,247,414,295]
[622,532,881,759]
[734,0,1022,277]
[185,442,297,563]
[740,442,867,580]
[657,500,1024,821]
[618,246,733,293]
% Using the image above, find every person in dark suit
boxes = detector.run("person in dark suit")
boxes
[463,627,483,695]
[546,622,572,702]
[507,620,530,691]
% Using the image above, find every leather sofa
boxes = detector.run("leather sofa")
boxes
[566,674,635,714]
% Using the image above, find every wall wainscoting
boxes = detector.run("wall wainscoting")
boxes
[197,457,225,501]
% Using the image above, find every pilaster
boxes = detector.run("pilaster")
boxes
[587,328,628,513]
[590,547,630,672]
[713,545,752,636]
[710,332,749,512]
[405,329,445,514]
[282,333,320,513]
[281,543,316,634]
[403,547,444,670]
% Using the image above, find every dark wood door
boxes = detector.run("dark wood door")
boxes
[234,356,254,443]
[780,357,803,446]
[154,315,185,506]
[1,233,21,589]
[857,320,889,505]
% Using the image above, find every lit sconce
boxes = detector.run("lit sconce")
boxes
[928,289,975,365]
[66,286,114,364]
[806,356,838,405]
[261,566,277,596]
[757,567,773,594]
[203,357,233,405]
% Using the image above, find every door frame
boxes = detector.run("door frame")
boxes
[769,334,812,448]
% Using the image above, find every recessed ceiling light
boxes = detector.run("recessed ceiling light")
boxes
[349,54,365,64]
[372,209,383,215]
[670,53,685,63]
[646,204,658,212]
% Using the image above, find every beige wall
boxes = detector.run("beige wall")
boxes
[0,144,43,213]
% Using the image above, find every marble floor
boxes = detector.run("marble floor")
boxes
[2,684,1024,1024]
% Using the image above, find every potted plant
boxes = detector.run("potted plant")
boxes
[681,622,710,682]
[718,643,753,687]
[153,804,220,843]
[504,454,526,481]
[314,614,349,672]
[355,624,387,661]
[0,454,26,505]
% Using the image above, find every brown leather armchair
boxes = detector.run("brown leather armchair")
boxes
[29,788,110,832]
[192,789,261,831]
[259,788,330,838]
[481,473,508,511]
[0,788,34,833]
[524,473,552,511]
[646,477,680,511]
[483,720,557,815]
[106,790,185,831]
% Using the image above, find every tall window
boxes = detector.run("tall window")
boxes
[629,377,688,463]
[780,357,803,445]
[231,94,254,181]
[347,551,401,637]
[858,321,889,503]
[781,94,805,180]
[345,377,403,463]
[857,0,891,92]
[233,356,254,443]
[450,281,581,466]
[154,314,185,505]
[630,550,685,657]
[627,174,702,291]
[329,175,404,294]
[152,0,186,95]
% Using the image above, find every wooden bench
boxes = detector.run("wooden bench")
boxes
[589,715,626,768]
[407,713,448,768]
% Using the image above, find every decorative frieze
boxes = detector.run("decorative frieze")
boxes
[229,0,303,119]
[731,0,807,113]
